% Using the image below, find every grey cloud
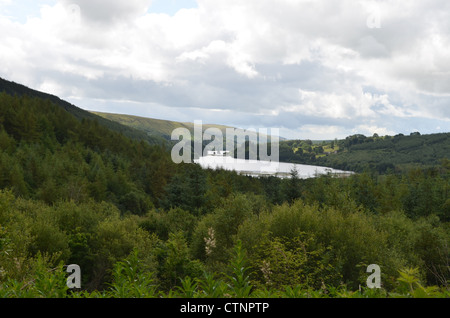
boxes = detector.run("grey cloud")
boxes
[356,36,389,58]
[60,0,152,25]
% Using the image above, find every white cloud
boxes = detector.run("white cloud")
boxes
[287,88,379,119]
[352,124,396,137]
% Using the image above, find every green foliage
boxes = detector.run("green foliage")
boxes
[250,234,342,290]
[238,199,401,290]
[196,271,228,298]
[160,163,207,214]
[0,253,68,298]
[226,240,253,298]
[394,267,444,298]
[108,249,157,298]
[155,232,204,291]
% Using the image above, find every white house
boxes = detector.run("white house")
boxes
[207,150,231,156]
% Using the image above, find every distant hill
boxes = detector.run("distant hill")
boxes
[0,77,166,145]
[92,111,235,140]
[279,133,450,173]
[92,112,282,156]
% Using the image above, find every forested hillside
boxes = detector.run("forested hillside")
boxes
[279,133,450,174]
[0,77,167,146]
[0,82,449,298]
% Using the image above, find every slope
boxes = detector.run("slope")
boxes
[0,77,166,145]
[279,133,450,173]
[92,111,279,143]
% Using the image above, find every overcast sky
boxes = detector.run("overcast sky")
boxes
[1,0,449,139]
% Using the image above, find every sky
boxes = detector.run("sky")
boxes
[0,0,449,140]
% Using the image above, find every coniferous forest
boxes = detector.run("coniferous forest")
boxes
[0,80,449,299]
